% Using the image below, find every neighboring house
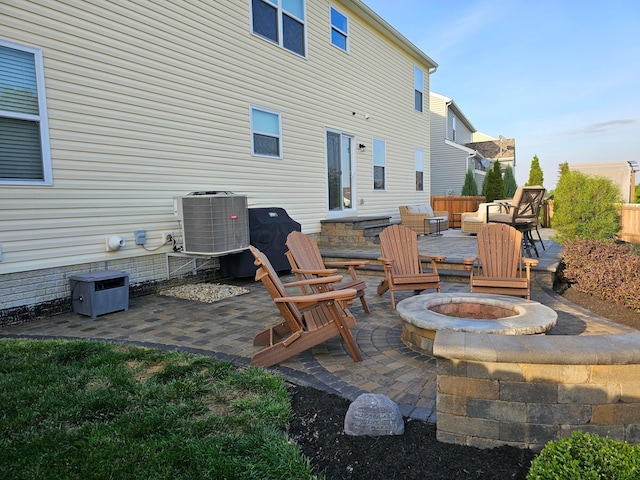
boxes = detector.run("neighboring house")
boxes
[0,1,437,319]
[430,92,514,195]
[429,92,477,195]
[569,162,637,203]
[467,133,516,171]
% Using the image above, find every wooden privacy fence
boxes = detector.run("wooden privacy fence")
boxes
[430,196,485,228]
[619,203,640,244]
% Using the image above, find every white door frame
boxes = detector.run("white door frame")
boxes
[325,128,357,217]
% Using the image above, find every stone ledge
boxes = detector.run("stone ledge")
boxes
[434,331,640,365]
[434,331,640,449]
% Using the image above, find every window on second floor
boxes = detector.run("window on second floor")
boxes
[330,7,348,51]
[373,138,386,190]
[251,0,306,57]
[451,115,457,142]
[415,148,424,191]
[0,40,52,185]
[414,66,423,112]
[251,106,282,158]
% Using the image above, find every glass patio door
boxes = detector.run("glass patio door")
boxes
[326,130,355,213]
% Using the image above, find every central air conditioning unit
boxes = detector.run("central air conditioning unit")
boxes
[176,192,249,255]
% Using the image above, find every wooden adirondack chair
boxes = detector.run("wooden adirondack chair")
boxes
[285,231,371,313]
[462,223,539,299]
[376,224,446,309]
[248,245,362,367]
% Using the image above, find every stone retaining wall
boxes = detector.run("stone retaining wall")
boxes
[433,331,640,450]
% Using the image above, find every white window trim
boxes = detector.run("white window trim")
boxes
[250,0,308,59]
[0,39,52,186]
[414,66,424,113]
[415,148,424,192]
[372,137,386,191]
[329,5,349,53]
[250,105,283,159]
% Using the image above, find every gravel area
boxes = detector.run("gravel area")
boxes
[159,283,249,303]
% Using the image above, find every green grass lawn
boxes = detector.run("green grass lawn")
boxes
[0,339,321,480]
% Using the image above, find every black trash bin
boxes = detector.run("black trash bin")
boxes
[221,207,301,278]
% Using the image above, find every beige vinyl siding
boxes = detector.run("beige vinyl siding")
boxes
[0,0,433,275]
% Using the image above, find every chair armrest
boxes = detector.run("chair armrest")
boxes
[325,260,368,280]
[378,256,393,265]
[325,260,369,268]
[462,257,477,271]
[419,254,446,263]
[275,288,357,304]
[291,266,338,276]
[523,258,539,268]
[282,275,344,289]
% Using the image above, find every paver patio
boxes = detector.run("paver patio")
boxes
[1,228,633,422]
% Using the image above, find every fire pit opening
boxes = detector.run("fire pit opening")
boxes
[429,301,517,320]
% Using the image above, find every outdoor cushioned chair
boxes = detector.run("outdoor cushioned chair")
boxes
[248,245,362,367]
[377,224,446,309]
[460,203,502,234]
[285,231,370,313]
[399,205,449,235]
[462,223,538,299]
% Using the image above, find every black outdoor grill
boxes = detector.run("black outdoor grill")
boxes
[220,207,301,278]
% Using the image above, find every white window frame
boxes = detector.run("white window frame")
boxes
[250,106,283,159]
[0,39,52,186]
[330,6,349,52]
[250,0,307,58]
[372,138,386,191]
[414,66,423,113]
[415,148,424,192]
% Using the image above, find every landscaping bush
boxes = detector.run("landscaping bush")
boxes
[553,169,621,243]
[527,431,640,479]
[503,165,517,198]
[559,238,640,313]
[461,168,478,196]
[484,160,504,203]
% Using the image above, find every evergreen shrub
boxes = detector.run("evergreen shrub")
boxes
[553,170,621,243]
[527,431,640,480]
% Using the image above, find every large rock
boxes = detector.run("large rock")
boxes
[344,393,404,436]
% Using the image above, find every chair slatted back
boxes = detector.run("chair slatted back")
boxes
[477,224,522,278]
[286,231,325,271]
[249,245,305,333]
[379,225,422,276]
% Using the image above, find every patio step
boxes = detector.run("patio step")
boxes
[319,216,399,247]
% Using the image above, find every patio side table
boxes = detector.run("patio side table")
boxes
[425,216,446,236]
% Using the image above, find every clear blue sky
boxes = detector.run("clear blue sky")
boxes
[362,0,640,190]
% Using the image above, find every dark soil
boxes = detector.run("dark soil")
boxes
[288,287,640,480]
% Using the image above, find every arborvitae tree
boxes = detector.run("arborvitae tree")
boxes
[634,183,640,203]
[526,155,544,187]
[481,169,490,196]
[484,160,504,203]
[461,169,478,196]
[503,165,517,198]
[559,161,570,177]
